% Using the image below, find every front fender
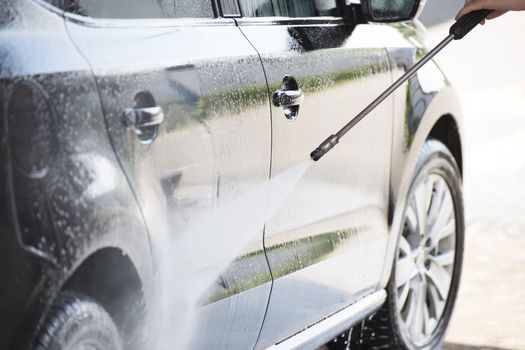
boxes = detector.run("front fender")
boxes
[380,84,463,287]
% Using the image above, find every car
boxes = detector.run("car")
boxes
[0,0,465,349]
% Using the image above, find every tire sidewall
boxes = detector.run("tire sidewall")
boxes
[35,292,123,350]
[389,140,465,350]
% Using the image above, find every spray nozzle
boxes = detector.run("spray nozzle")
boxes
[310,134,339,161]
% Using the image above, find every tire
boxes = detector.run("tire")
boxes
[35,291,123,350]
[351,139,464,350]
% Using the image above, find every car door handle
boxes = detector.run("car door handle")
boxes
[272,89,304,107]
[121,106,165,128]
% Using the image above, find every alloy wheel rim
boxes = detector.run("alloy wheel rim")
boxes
[395,173,456,344]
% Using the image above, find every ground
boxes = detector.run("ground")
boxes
[422,4,525,350]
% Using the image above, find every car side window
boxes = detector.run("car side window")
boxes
[238,0,341,17]
[61,0,214,19]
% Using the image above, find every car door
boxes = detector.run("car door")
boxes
[64,1,273,348]
[232,0,395,346]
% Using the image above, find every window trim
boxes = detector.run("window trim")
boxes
[234,16,351,26]
[63,12,236,28]
[225,0,356,24]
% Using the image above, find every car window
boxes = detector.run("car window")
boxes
[61,0,214,19]
[238,0,341,17]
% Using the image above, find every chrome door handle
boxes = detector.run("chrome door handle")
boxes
[272,89,304,107]
[273,75,303,121]
[121,106,165,128]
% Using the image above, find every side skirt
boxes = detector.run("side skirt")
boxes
[265,290,387,350]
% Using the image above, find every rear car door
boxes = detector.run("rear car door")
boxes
[231,0,395,346]
[64,1,273,348]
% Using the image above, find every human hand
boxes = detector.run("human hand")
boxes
[456,0,525,23]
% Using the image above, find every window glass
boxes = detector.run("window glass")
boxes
[166,0,216,18]
[238,0,340,17]
[43,0,62,7]
[221,0,242,16]
[62,0,214,19]
[369,0,416,21]
[239,0,274,17]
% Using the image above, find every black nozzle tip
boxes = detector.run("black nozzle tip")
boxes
[311,134,339,161]
[310,148,324,161]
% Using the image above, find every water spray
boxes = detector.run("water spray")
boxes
[310,9,492,161]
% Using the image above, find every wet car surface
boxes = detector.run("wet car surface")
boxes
[0,0,465,349]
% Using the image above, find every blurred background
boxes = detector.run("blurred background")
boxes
[419,1,525,349]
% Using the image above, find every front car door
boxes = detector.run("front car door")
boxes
[64,1,273,348]
[232,0,395,346]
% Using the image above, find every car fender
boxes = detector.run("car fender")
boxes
[380,85,463,287]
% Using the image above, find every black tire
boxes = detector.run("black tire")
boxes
[35,291,123,350]
[351,139,464,350]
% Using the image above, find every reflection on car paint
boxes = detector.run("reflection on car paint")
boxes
[206,224,365,303]
[237,20,395,345]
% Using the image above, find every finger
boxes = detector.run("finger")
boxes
[455,0,491,19]
[486,10,507,19]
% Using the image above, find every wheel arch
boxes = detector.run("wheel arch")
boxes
[62,247,145,345]
[428,114,463,177]
[20,205,157,350]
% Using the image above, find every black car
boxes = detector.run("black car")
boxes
[0,0,464,349]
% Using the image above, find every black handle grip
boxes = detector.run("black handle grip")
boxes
[450,9,492,39]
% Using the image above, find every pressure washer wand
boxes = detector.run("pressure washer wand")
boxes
[310,9,492,161]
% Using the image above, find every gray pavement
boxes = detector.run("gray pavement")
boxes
[422,6,525,350]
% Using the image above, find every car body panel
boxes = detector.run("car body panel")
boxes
[237,19,393,346]
[0,1,154,349]
[370,23,463,287]
[65,15,273,349]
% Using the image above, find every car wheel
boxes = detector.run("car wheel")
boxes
[35,291,123,350]
[351,139,464,350]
